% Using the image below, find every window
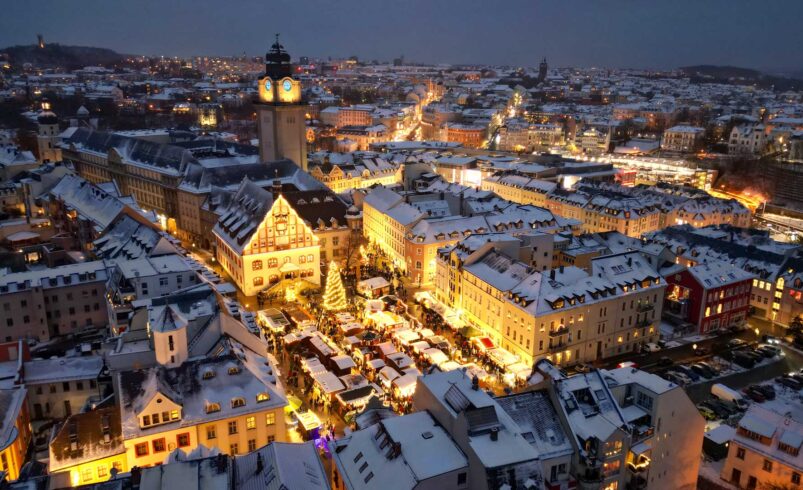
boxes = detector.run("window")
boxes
[268,435,275,443]
[266,413,275,426]
[248,439,257,452]
[159,277,168,287]
[152,413,160,424]
[763,459,773,472]
[253,277,264,286]
[81,467,93,482]
[170,410,179,420]
[736,447,746,460]
[135,442,149,457]
[206,402,221,414]
[636,391,654,410]
[793,473,801,485]
[246,416,256,430]
[63,382,70,392]
[177,433,190,448]
[152,438,166,453]
[142,415,151,427]
[458,472,467,485]
[231,397,246,408]
[228,421,238,435]
[230,443,239,455]
[206,425,216,440]
[252,260,263,270]
[97,464,108,478]
[256,392,270,402]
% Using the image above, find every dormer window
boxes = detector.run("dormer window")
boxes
[256,392,270,403]
[206,402,221,414]
[227,366,240,375]
[231,397,246,409]
[202,370,216,380]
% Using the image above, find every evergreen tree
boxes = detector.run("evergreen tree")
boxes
[323,261,347,311]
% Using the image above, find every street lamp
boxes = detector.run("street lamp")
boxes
[692,343,697,351]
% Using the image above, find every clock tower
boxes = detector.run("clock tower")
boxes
[255,35,308,171]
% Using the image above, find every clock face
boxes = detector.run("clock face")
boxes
[264,79,271,91]
[282,80,292,92]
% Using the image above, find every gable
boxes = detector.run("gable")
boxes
[243,195,319,255]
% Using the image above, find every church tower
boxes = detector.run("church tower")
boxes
[538,57,548,83]
[255,35,308,171]
[36,100,61,163]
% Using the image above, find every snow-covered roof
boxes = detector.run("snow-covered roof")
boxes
[330,410,467,490]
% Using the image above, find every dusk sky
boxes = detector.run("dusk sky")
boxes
[3,0,803,72]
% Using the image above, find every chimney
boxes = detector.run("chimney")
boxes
[559,265,564,274]
[627,257,632,267]
[471,374,479,391]
[272,179,282,195]
[490,427,499,441]
[550,269,556,280]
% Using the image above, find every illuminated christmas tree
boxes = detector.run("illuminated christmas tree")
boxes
[322,261,347,311]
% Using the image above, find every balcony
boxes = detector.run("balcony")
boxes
[636,302,654,312]
[575,468,603,490]
[548,342,568,353]
[549,325,570,337]
[626,475,648,490]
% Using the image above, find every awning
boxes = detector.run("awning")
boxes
[459,326,482,338]
[630,440,652,456]
[279,262,300,273]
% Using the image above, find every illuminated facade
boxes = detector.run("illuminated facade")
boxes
[213,181,321,296]
[435,243,665,366]
[255,35,308,171]
[0,388,31,482]
[118,355,286,469]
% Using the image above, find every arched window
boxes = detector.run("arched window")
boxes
[205,402,221,414]
[231,397,246,409]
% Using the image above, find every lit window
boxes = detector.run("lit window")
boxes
[152,438,166,453]
[135,442,149,457]
[206,402,221,414]
[176,433,190,448]
[266,413,276,426]
[246,416,256,430]
[256,392,270,403]
[231,397,246,409]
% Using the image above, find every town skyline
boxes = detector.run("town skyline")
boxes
[3,0,803,73]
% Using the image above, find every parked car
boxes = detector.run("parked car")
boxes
[674,365,700,382]
[741,350,764,363]
[617,361,638,369]
[664,372,686,386]
[712,383,750,410]
[691,364,714,379]
[777,375,803,390]
[693,345,710,356]
[753,384,776,400]
[657,356,674,367]
[743,386,767,403]
[732,353,756,369]
[727,339,746,349]
[697,404,717,421]
[701,400,732,419]
[643,342,662,353]
[667,371,692,385]
[574,363,593,373]
[755,346,777,358]
[696,361,719,377]
[758,344,781,357]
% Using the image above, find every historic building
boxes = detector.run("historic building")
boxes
[255,35,308,171]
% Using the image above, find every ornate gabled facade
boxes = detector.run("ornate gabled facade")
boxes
[213,180,321,296]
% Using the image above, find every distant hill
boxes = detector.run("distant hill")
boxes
[0,43,126,70]
[680,65,803,91]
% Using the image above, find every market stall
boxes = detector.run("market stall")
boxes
[392,372,418,398]
[295,410,322,441]
[357,277,390,298]
[257,308,291,333]
[487,347,519,369]
[330,354,357,376]
[422,347,449,367]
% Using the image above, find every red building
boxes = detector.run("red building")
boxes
[664,260,754,333]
